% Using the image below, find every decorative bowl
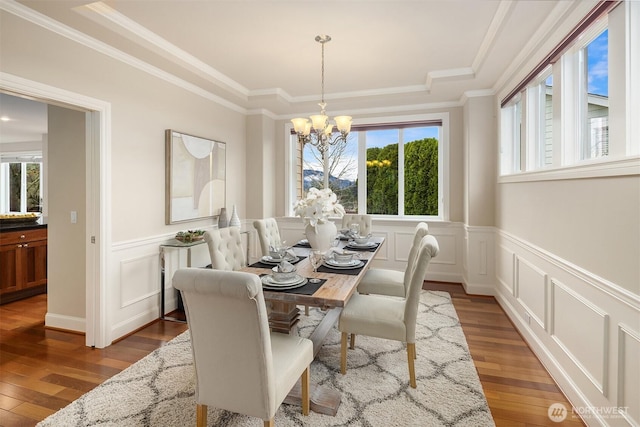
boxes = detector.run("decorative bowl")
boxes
[354,236,370,244]
[271,266,297,282]
[333,252,355,264]
[175,230,206,243]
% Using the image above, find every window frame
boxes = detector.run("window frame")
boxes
[287,112,450,221]
[498,1,639,183]
[0,155,43,213]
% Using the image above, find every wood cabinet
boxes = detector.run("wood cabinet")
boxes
[0,227,47,304]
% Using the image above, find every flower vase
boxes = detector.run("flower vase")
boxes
[305,221,337,252]
[229,205,241,227]
[218,208,228,228]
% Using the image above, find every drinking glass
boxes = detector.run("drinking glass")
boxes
[308,250,324,284]
[348,223,360,238]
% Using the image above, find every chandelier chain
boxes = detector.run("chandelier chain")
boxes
[320,40,325,107]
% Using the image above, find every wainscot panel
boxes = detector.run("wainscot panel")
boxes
[495,230,640,427]
[516,257,547,329]
[275,217,465,285]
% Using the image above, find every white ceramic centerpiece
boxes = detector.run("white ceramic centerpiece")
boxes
[294,187,344,251]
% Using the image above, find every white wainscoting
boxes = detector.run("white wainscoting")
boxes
[464,226,496,295]
[495,230,640,427]
[107,225,245,344]
[275,217,466,285]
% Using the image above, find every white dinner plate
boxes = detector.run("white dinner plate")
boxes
[260,255,299,264]
[323,260,364,270]
[346,241,377,249]
[325,258,361,268]
[261,274,305,287]
[262,279,308,291]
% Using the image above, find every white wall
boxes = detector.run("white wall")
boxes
[46,105,86,327]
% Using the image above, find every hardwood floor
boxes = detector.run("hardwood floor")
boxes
[0,284,585,426]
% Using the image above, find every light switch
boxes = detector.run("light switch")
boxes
[71,211,77,223]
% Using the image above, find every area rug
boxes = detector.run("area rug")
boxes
[38,291,495,426]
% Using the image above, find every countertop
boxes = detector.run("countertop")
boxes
[0,216,48,232]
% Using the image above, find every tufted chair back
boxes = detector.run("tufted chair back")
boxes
[204,227,246,271]
[404,235,439,343]
[173,268,313,425]
[341,214,372,236]
[402,222,430,295]
[253,218,282,257]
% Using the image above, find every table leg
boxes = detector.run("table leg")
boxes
[269,301,300,334]
[272,305,342,416]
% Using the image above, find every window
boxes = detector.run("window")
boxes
[582,29,609,159]
[500,96,522,175]
[0,159,42,213]
[293,114,447,219]
[498,0,640,179]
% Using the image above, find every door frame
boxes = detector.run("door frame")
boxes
[1,72,111,348]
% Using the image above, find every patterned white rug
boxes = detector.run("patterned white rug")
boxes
[38,291,495,426]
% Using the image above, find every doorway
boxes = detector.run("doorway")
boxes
[1,73,110,348]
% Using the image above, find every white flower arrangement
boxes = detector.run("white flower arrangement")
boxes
[293,187,345,227]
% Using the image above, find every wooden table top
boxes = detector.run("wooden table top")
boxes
[242,237,385,309]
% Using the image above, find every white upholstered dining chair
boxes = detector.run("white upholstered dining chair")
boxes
[253,217,311,316]
[338,234,439,388]
[173,268,313,427]
[253,218,282,257]
[341,214,372,236]
[204,227,245,271]
[357,222,429,297]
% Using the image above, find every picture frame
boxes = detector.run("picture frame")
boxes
[165,129,226,224]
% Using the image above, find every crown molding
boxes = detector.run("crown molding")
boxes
[492,0,584,98]
[0,0,248,114]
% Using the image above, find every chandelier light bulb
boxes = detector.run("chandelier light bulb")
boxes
[290,34,352,154]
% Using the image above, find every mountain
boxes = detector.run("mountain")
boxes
[303,169,354,190]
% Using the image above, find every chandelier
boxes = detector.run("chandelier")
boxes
[291,35,352,154]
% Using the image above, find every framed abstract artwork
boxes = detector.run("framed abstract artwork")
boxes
[165,130,226,224]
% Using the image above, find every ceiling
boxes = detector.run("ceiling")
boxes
[1,0,581,143]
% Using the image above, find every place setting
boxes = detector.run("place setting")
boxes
[344,233,379,252]
[260,260,326,295]
[249,243,305,268]
[316,249,368,275]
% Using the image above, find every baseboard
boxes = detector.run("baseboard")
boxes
[110,308,160,345]
[462,280,496,296]
[45,312,85,333]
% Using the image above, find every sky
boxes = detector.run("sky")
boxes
[587,29,608,97]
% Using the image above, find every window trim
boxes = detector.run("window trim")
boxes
[498,154,639,183]
[286,112,450,221]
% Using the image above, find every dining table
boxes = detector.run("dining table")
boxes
[241,236,385,416]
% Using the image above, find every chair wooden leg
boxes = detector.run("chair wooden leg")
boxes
[305,305,309,316]
[407,343,417,388]
[264,419,274,427]
[340,332,348,374]
[196,404,207,427]
[301,366,310,415]
[350,333,356,350]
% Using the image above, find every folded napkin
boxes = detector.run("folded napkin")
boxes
[277,260,296,273]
